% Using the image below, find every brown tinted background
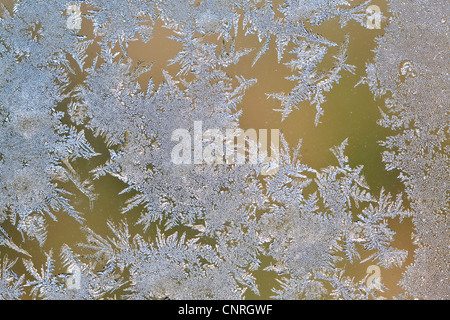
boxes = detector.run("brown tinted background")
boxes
[0,0,415,299]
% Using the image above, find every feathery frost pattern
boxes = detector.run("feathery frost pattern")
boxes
[0,0,447,300]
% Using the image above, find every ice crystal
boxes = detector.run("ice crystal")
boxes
[259,137,409,299]
[0,0,447,300]
[359,0,449,299]
[0,255,24,299]
[0,1,98,249]
[269,36,355,124]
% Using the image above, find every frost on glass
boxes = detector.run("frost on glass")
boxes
[359,0,449,299]
[0,0,98,252]
[0,0,448,300]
